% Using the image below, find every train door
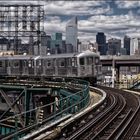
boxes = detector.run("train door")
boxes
[28,59,34,75]
[86,56,93,76]
[95,57,102,79]
[79,57,86,77]
[71,57,77,76]
[22,60,28,75]
[53,58,59,76]
[19,59,24,75]
[36,59,42,76]
[0,59,7,75]
[11,60,20,75]
[66,58,72,76]
[7,59,11,75]
[45,59,54,76]
[41,58,45,76]
[58,58,66,76]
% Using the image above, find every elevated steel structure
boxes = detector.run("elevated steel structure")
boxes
[0,3,44,55]
[0,77,90,139]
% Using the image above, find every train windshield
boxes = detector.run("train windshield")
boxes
[79,58,84,65]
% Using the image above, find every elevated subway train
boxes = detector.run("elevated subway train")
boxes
[0,51,102,84]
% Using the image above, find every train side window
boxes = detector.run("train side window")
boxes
[0,61,2,67]
[80,58,84,65]
[59,59,65,67]
[47,60,51,67]
[61,61,65,67]
[37,60,41,66]
[14,61,19,68]
[72,58,75,66]
[28,60,31,67]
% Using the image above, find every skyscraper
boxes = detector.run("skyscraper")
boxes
[108,38,121,55]
[96,32,106,55]
[52,33,62,40]
[51,33,63,54]
[33,32,48,55]
[124,35,130,55]
[130,38,140,55]
[66,17,78,53]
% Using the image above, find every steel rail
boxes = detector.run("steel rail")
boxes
[97,86,140,140]
[88,93,126,140]
[67,93,116,140]
[115,94,140,140]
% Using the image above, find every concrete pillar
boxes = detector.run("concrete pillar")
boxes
[116,66,120,83]
[112,58,115,88]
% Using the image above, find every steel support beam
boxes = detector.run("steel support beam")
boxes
[24,88,31,126]
[0,88,26,127]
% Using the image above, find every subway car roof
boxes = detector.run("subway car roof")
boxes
[40,50,99,59]
[76,50,99,58]
[0,55,39,60]
[0,51,99,60]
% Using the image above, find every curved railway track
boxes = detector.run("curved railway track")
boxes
[58,86,140,140]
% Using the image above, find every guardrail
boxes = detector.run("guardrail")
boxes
[24,86,107,140]
[0,78,90,140]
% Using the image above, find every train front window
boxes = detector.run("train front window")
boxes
[87,57,93,65]
[80,58,84,65]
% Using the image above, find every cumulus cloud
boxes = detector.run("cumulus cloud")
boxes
[115,1,140,9]
[77,12,139,39]
[137,9,140,14]
[44,11,140,42]
[44,1,112,16]
[44,16,66,35]
[0,0,38,4]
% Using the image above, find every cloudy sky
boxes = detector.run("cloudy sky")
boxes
[42,1,140,43]
[3,1,140,43]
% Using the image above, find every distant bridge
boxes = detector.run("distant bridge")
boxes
[100,55,140,88]
[100,55,140,66]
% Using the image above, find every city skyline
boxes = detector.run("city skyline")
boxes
[1,1,140,43]
[43,1,140,43]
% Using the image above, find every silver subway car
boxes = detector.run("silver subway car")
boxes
[0,51,101,85]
